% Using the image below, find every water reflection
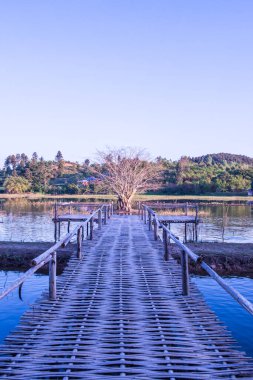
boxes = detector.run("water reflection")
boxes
[157,204,253,243]
[0,199,252,243]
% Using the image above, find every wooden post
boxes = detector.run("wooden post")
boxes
[184,223,187,242]
[141,206,144,220]
[153,218,158,241]
[148,212,152,231]
[49,251,57,301]
[144,208,147,224]
[67,220,70,233]
[107,205,110,219]
[98,209,102,229]
[181,250,189,296]
[81,225,84,241]
[54,202,57,220]
[138,202,141,216]
[77,228,82,259]
[58,222,61,240]
[111,202,114,215]
[54,221,57,242]
[195,205,199,242]
[90,217,93,240]
[163,229,169,261]
[104,207,107,225]
[54,202,57,242]
[87,222,89,237]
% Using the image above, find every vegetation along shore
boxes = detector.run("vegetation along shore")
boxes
[1,151,253,199]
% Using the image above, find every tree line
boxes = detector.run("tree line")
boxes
[1,150,253,196]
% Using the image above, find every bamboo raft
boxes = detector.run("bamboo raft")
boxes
[0,215,253,378]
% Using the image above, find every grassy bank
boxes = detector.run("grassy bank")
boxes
[0,193,252,202]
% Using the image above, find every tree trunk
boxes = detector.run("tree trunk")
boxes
[117,195,132,213]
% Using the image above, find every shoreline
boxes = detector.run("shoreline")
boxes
[0,241,253,278]
[170,242,253,278]
[0,242,73,274]
[0,193,252,202]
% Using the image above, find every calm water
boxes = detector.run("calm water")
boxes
[158,204,253,243]
[0,270,48,343]
[192,276,253,358]
[0,198,253,242]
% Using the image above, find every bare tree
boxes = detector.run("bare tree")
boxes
[95,147,161,212]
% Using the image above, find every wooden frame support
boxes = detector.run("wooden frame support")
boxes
[49,251,57,300]
[181,250,189,296]
[98,209,102,229]
[77,228,82,259]
[90,217,93,240]
[148,212,152,231]
[153,218,158,241]
[163,229,169,261]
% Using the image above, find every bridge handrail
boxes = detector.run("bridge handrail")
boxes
[0,204,111,302]
[33,207,104,266]
[141,204,253,316]
[54,201,113,218]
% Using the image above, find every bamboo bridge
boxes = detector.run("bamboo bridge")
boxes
[0,203,253,379]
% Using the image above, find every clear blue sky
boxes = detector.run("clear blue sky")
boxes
[0,0,252,165]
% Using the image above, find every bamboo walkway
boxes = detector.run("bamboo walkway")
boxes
[0,215,253,379]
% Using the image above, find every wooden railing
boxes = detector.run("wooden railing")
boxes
[138,201,199,220]
[53,201,113,218]
[0,204,111,302]
[141,204,253,316]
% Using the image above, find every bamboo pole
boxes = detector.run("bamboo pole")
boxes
[90,217,93,240]
[153,217,158,241]
[32,234,74,266]
[98,209,102,229]
[77,228,82,259]
[181,250,189,296]
[0,257,51,300]
[148,211,152,231]
[138,202,141,216]
[147,206,253,315]
[163,229,169,261]
[49,251,57,300]
[1,205,104,302]
[54,221,57,242]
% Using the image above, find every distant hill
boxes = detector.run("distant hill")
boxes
[191,153,253,166]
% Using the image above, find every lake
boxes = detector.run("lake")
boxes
[0,198,252,243]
